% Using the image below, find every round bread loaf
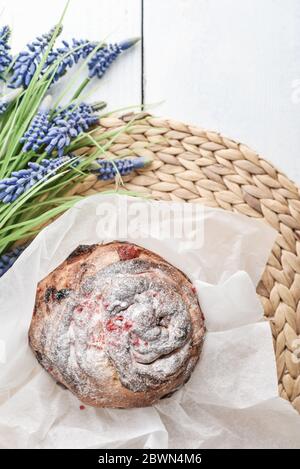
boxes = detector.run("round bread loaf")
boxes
[29,242,205,408]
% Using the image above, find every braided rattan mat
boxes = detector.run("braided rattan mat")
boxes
[73,112,300,413]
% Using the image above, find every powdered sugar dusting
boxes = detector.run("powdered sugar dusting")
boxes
[29,243,205,405]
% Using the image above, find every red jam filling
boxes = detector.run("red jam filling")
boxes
[106,319,119,332]
[131,334,140,346]
[117,245,141,261]
[124,320,133,331]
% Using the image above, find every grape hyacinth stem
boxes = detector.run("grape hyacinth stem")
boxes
[0,156,150,204]
[88,38,140,80]
[92,156,150,180]
[72,38,140,100]
[43,103,99,156]
[0,156,72,204]
[10,25,62,88]
[21,101,101,156]
[44,38,97,84]
[20,95,53,152]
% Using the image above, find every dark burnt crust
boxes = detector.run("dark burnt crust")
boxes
[44,287,72,303]
[44,287,56,303]
[66,244,98,262]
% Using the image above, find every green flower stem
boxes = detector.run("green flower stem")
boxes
[0,199,80,254]
[71,77,90,100]
[3,195,82,234]
[0,100,22,176]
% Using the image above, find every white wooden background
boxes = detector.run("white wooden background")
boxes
[2,0,300,183]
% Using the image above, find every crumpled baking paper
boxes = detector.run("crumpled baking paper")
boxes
[0,193,300,449]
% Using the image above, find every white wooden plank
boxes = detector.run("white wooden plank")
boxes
[144,0,300,183]
[1,0,142,111]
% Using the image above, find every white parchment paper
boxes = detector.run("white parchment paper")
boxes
[0,194,300,449]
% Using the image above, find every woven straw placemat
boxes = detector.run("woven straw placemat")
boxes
[72,112,300,413]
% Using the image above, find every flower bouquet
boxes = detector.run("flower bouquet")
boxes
[0,4,147,277]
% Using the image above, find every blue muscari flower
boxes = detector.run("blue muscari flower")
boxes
[10,26,61,88]
[45,38,96,83]
[42,120,79,156]
[0,25,12,78]
[53,103,99,130]
[21,102,99,156]
[0,155,71,204]
[0,245,27,277]
[71,39,97,61]
[20,94,52,151]
[42,103,99,156]
[88,38,139,79]
[20,110,51,152]
[93,156,149,180]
